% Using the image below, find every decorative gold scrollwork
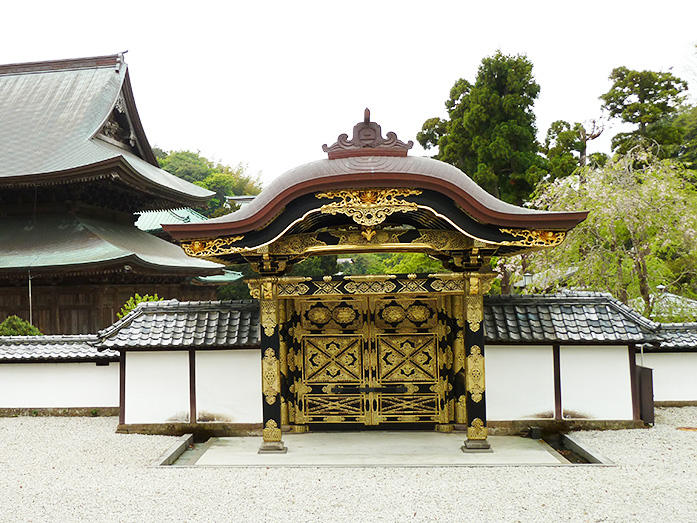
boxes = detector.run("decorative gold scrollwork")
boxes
[263,419,282,442]
[262,348,280,405]
[467,417,487,440]
[330,228,406,245]
[261,300,277,337]
[181,236,245,258]
[412,230,472,251]
[344,280,397,294]
[466,345,485,403]
[499,228,566,247]
[278,283,310,296]
[466,295,483,332]
[316,188,422,226]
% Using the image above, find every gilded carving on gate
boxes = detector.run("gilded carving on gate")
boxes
[467,417,487,440]
[313,280,343,295]
[261,300,277,337]
[330,228,406,245]
[466,295,483,332]
[430,278,465,292]
[262,348,280,405]
[263,419,282,442]
[499,228,566,247]
[316,188,422,226]
[466,345,485,403]
[278,283,310,296]
[270,234,327,255]
[344,280,397,294]
[412,230,472,251]
[181,235,245,258]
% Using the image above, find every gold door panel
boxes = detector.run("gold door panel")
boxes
[294,294,445,426]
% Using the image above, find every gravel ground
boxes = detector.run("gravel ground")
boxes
[1,408,696,523]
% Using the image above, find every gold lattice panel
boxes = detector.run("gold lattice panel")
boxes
[304,395,365,422]
[378,394,439,422]
[376,334,438,383]
[302,335,363,383]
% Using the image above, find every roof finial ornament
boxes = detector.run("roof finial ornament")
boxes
[322,109,413,160]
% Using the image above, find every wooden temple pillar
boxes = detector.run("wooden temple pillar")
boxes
[462,272,494,451]
[254,278,288,453]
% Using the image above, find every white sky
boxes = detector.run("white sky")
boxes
[3,1,696,187]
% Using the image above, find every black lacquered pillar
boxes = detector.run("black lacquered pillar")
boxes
[462,273,493,451]
[255,278,287,453]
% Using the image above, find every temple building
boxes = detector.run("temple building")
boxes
[0,55,224,334]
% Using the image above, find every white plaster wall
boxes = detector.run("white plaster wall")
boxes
[124,351,190,424]
[195,349,262,423]
[486,345,555,420]
[0,362,119,408]
[639,352,697,402]
[560,345,633,420]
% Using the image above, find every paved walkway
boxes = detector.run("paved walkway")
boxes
[179,431,570,467]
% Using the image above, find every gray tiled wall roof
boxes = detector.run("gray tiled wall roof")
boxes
[643,323,697,352]
[484,292,659,344]
[0,335,117,362]
[97,300,259,349]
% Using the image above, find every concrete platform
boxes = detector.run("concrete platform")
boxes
[177,431,572,467]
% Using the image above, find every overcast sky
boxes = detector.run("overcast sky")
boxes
[3,1,696,186]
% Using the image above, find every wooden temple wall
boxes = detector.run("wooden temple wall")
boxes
[0,284,217,335]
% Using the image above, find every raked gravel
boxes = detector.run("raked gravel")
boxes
[1,408,696,522]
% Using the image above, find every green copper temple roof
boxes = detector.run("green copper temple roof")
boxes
[0,213,222,276]
[0,54,212,207]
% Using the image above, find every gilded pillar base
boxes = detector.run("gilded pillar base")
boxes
[461,439,492,452]
[258,441,288,454]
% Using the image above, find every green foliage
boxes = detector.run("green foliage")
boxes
[217,264,255,301]
[287,256,339,278]
[528,147,697,320]
[158,150,214,183]
[340,253,444,276]
[157,150,262,218]
[419,51,544,203]
[543,120,604,179]
[117,294,162,319]
[600,67,688,153]
[0,315,42,336]
[655,104,697,171]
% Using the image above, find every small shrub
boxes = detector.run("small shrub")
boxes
[117,294,162,319]
[0,315,43,336]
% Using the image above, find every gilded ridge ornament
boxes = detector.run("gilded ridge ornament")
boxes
[262,419,282,442]
[321,108,414,159]
[316,188,422,226]
[466,345,485,403]
[181,236,245,258]
[500,228,566,247]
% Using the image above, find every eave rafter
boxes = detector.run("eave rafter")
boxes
[179,187,568,275]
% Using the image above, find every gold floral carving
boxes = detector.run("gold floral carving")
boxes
[466,295,483,332]
[412,230,471,251]
[262,348,280,405]
[262,419,282,442]
[316,188,422,226]
[313,280,342,295]
[430,377,452,396]
[466,345,485,403]
[430,278,465,293]
[499,228,566,248]
[330,228,406,245]
[270,234,327,255]
[294,382,312,398]
[181,236,245,258]
[404,383,419,394]
[323,416,346,422]
[344,280,397,294]
[467,418,487,440]
[278,283,310,296]
[260,300,277,337]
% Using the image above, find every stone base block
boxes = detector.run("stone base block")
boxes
[461,439,493,453]
[258,441,288,454]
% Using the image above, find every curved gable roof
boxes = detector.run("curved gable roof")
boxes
[165,114,586,240]
[0,54,212,207]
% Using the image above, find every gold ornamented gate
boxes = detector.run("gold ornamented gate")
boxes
[292,294,447,425]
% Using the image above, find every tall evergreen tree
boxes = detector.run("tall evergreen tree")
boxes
[418,51,544,204]
[600,67,688,154]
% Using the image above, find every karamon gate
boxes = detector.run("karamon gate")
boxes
[165,110,586,452]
